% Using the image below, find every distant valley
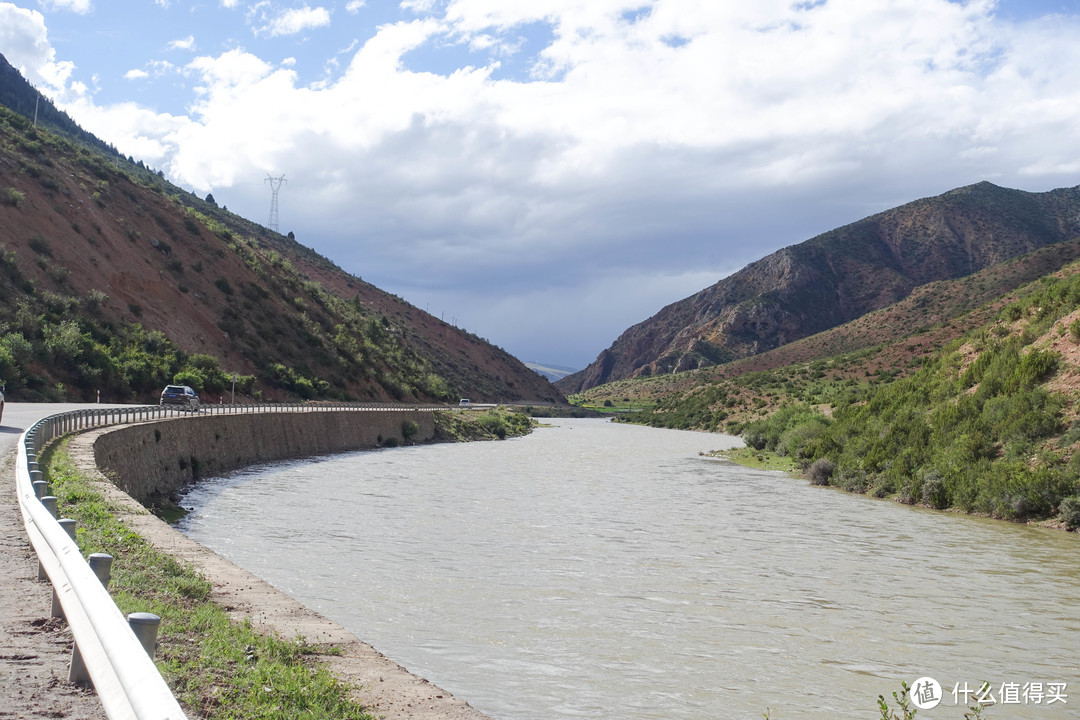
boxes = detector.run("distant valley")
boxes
[524,361,578,382]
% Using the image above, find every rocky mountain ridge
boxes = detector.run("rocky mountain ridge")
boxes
[558,181,1080,393]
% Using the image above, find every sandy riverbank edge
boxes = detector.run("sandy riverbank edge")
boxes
[67,429,493,720]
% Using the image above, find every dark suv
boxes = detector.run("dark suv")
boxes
[160,384,200,410]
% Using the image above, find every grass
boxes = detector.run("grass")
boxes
[42,438,376,720]
[704,447,799,472]
[576,400,654,414]
[433,407,536,441]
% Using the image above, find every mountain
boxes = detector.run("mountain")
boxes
[524,361,578,382]
[625,255,1080,524]
[558,181,1080,393]
[0,60,563,405]
[573,236,1080,424]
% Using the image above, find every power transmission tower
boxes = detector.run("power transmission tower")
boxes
[265,173,286,232]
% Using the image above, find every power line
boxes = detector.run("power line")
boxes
[265,173,286,232]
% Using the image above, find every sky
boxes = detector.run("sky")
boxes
[2,1,1080,370]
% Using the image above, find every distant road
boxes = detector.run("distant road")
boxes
[0,400,559,455]
[2,402,136,431]
[0,403,136,451]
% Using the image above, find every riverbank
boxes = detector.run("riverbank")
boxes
[712,444,1079,532]
[64,408,522,719]
[93,408,438,509]
[702,446,798,472]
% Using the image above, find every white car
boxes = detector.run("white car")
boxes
[458,398,472,406]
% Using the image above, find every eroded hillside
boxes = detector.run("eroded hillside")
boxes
[0,105,562,404]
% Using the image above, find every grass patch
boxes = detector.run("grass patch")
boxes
[42,439,375,720]
[433,407,536,441]
[704,447,799,472]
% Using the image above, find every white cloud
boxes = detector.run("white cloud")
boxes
[257,5,331,38]
[38,0,91,13]
[167,35,196,51]
[17,0,1080,366]
[124,59,174,81]
[60,95,192,168]
[346,0,365,12]
[0,2,76,95]
[400,0,439,13]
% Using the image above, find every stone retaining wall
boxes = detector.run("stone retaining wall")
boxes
[92,410,435,506]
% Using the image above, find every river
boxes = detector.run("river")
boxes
[178,418,1078,719]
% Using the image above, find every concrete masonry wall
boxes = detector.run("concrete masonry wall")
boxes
[92,410,436,506]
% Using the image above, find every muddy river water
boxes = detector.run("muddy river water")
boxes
[179,418,1078,719]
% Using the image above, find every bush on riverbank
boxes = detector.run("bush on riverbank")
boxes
[42,440,376,719]
[721,339,1079,522]
[815,336,1074,515]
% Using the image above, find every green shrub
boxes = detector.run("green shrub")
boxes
[84,288,109,310]
[2,187,25,207]
[807,458,834,486]
[28,236,51,256]
[172,368,205,389]
[42,319,85,359]
[920,471,949,509]
[1060,496,1080,530]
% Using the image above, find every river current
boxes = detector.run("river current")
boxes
[178,418,1078,719]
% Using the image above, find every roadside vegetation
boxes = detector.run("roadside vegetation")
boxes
[42,439,375,719]
[0,249,257,402]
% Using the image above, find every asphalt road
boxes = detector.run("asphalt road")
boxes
[0,403,137,455]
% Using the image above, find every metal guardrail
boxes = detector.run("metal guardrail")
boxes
[14,401,448,720]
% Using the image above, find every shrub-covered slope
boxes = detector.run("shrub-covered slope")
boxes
[620,261,1080,526]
